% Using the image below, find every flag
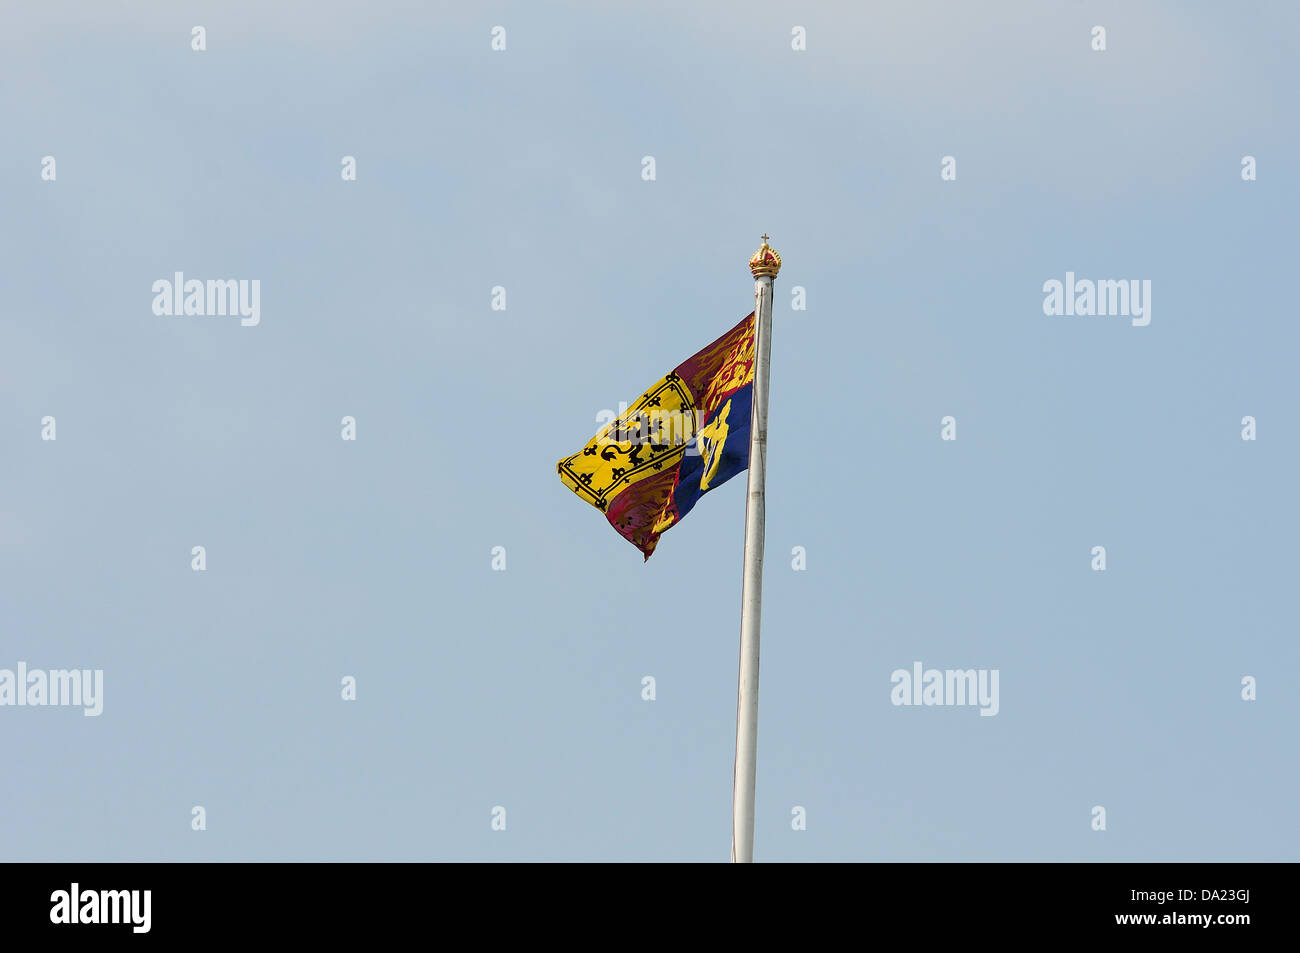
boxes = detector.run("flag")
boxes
[557,312,756,559]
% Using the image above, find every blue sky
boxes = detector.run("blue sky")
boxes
[2,0,1297,860]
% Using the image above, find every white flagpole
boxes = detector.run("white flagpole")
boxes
[732,235,779,863]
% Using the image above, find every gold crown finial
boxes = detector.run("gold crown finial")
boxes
[749,235,781,279]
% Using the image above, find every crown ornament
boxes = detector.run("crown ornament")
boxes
[748,234,781,278]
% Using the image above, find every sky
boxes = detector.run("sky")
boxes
[1,0,1297,861]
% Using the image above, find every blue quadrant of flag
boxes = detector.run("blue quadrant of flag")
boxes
[672,381,753,525]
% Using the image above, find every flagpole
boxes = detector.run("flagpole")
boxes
[732,235,779,863]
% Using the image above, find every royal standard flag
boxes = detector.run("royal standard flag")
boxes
[557,313,756,559]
